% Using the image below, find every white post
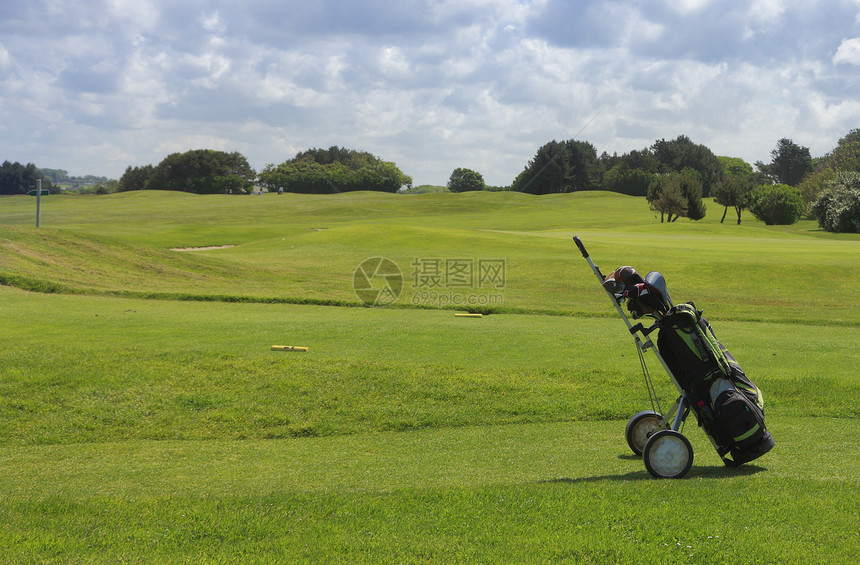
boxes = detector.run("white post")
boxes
[36,179,42,227]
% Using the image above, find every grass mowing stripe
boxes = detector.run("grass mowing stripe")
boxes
[3,191,859,325]
[2,290,857,446]
[1,418,856,498]
[0,418,856,563]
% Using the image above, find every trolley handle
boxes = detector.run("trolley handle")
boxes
[630,322,660,335]
[573,236,589,258]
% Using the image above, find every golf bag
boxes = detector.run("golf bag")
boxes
[656,303,774,467]
[574,236,776,478]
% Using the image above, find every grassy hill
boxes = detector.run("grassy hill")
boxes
[0,190,858,563]
[2,190,857,323]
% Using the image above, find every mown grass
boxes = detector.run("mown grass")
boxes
[1,288,857,446]
[1,418,857,564]
[2,191,858,324]
[0,190,858,563]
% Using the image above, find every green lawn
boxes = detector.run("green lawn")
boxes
[0,190,858,563]
[2,191,858,323]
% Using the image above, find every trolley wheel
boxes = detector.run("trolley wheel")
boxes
[625,411,666,456]
[643,430,694,479]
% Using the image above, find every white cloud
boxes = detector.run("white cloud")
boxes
[378,46,412,79]
[1,0,859,186]
[0,43,11,69]
[747,0,787,22]
[833,37,860,65]
[106,0,160,30]
[200,11,226,34]
[668,0,713,16]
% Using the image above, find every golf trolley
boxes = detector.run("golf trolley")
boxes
[573,236,773,479]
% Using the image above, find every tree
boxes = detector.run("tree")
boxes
[810,172,860,233]
[651,135,722,196]
[755,138,813,187]
[447,168,485,192]
[599,147,658,196]
[712,175,754,224]
[511,139,602,194]
[678,168,706,220]
[357,159,411,192]
[145,150,255,194]
[713,157,754,224]
[648,176,688,222]
[257,146,411,193]
[258,161,338,194]
[565,139,604,190]
[603,163,654,196]
[623,148,660,173]
[0,161,50,195]
[821,129,860,172]
[748,184,806,225]
[798,129,860,205]
[512,140,570,194]
[717,156,753,178]
[646,169,705,222]
[77,179,119,195]
[118,165,154,192]
[37,168,70,184]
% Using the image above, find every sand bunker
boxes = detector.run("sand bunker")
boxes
[170,245,236,251]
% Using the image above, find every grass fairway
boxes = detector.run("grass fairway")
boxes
[2,190,858,322]
[1,191,858,563]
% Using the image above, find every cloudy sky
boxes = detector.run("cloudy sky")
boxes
[1,0,859,186]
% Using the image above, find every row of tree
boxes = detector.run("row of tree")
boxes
[6,128,858,231]
[119,149,256,194]
[444,129,860,230]
[3,147,414,196]
[0,161,55,195]
[118,147,412,195]
[0,162,117,195]
[38,169,110,186]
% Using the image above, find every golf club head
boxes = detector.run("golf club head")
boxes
[644,271,674,310]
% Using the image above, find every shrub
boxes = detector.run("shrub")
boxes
[810,172,860,233]
[748,184,806,225]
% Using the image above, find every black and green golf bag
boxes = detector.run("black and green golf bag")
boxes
[656,303,775,467]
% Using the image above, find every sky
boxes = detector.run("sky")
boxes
[1,0,859,187]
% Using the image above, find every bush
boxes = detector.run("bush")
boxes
[748,184,806,225]
[810,172,860,233]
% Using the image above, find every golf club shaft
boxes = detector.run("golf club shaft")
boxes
[573,236,686,398]
[573,236,636,331]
